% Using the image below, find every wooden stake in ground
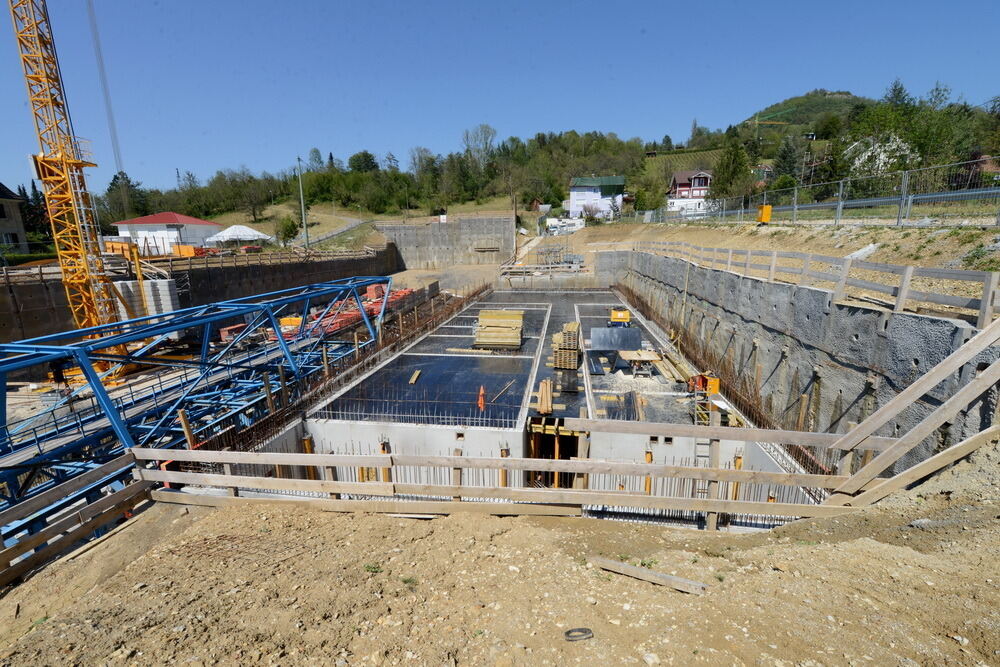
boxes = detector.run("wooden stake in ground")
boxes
[590,556,707,595]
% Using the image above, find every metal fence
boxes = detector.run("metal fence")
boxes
[627,156,1000,226]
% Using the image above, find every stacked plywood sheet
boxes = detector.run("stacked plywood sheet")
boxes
[473,309,524,349]
[553,321,580,369]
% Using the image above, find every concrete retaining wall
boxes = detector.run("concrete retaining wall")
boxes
[179,246,398,310]
[377,217,515,269]
[0,246,398,343]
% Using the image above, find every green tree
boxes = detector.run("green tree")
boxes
[307,148,324,172]
[275,215,299,246]
[769,174,797,192]
[99,171,149,226]
[709,137,754,200]
[17,182,50,241]
[773,135,802,179]
[883,78,914,107]
[814,113,843,139]
[348,151,379,173]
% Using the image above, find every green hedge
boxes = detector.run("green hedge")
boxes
[3,252,59,266]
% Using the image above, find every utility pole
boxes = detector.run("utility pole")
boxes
[296,156,310,248]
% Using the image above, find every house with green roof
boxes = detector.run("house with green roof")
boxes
[568,175,625,219]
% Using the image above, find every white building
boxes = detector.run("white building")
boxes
[113,212,222,255]
[568,176,625,219]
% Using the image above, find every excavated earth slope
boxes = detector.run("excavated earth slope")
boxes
[0,443,997,665]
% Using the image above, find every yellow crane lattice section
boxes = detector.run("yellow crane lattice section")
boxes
[9,0,120,330]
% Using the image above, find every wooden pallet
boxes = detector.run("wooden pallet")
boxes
[554,348,580,370]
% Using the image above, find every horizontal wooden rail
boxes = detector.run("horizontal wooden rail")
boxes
[135,465,848,518]
[629,240,998,325]
[558,418,897,451]
[130,449,856,519]
[0,454,135,528]
[150,490,584,517]
[0,481,149,588]
[131,448,850,488]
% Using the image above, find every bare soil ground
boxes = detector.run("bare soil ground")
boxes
[1,443,997,665]
[541,223,998,272]
[534,223,1000,321]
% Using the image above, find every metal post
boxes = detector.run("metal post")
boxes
[792,187,798,224]
[835,180,845,225]
[896,170,910,226]
[297,156,310,248]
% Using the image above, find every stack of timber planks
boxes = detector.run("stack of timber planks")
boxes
[553,321,580,370]
[474,310,524,349]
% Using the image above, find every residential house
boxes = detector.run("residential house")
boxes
[568,176,625,219]
[113,212,222,255]
[667,170,713,215]
[0,182,29,253]
[668,170,713,199]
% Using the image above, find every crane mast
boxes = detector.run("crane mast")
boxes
[9,0,120,330]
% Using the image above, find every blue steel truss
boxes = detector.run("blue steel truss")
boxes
[0,276,392,528]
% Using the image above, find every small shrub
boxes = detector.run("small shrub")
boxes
[639,558,658,569]
[401,576,417,585]
[364,563,382,574]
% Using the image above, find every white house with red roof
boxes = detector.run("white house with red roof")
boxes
[112,212,221,254]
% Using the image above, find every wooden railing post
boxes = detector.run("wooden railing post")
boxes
[644,449,653,495]
[379,441,392,482]
[798,254,812,286]
[832,258,853,303]
[977,272,999,329]
[499,448,509,487]
[221,447,239,496]
[451,448,463,501]
[302,435,317,480]
[262,372,276,414]
[177,408,197,449]
[324,466,340,499]
[894,265,914,313]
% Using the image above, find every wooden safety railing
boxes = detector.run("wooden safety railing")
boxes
[0,455,150,587]
[628,240,1000,327]
[131,446,860,522]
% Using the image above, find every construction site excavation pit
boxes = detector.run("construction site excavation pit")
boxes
[299,288,811,528]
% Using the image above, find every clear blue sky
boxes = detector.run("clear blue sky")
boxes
[1,0,996,193]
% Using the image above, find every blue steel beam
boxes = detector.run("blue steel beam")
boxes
[0,276,392,514]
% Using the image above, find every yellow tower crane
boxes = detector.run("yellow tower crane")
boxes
[9,0,122,330]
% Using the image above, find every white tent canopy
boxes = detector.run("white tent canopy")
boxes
[205,225,273,244]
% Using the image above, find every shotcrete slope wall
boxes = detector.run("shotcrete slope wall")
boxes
[605,250,998,473]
